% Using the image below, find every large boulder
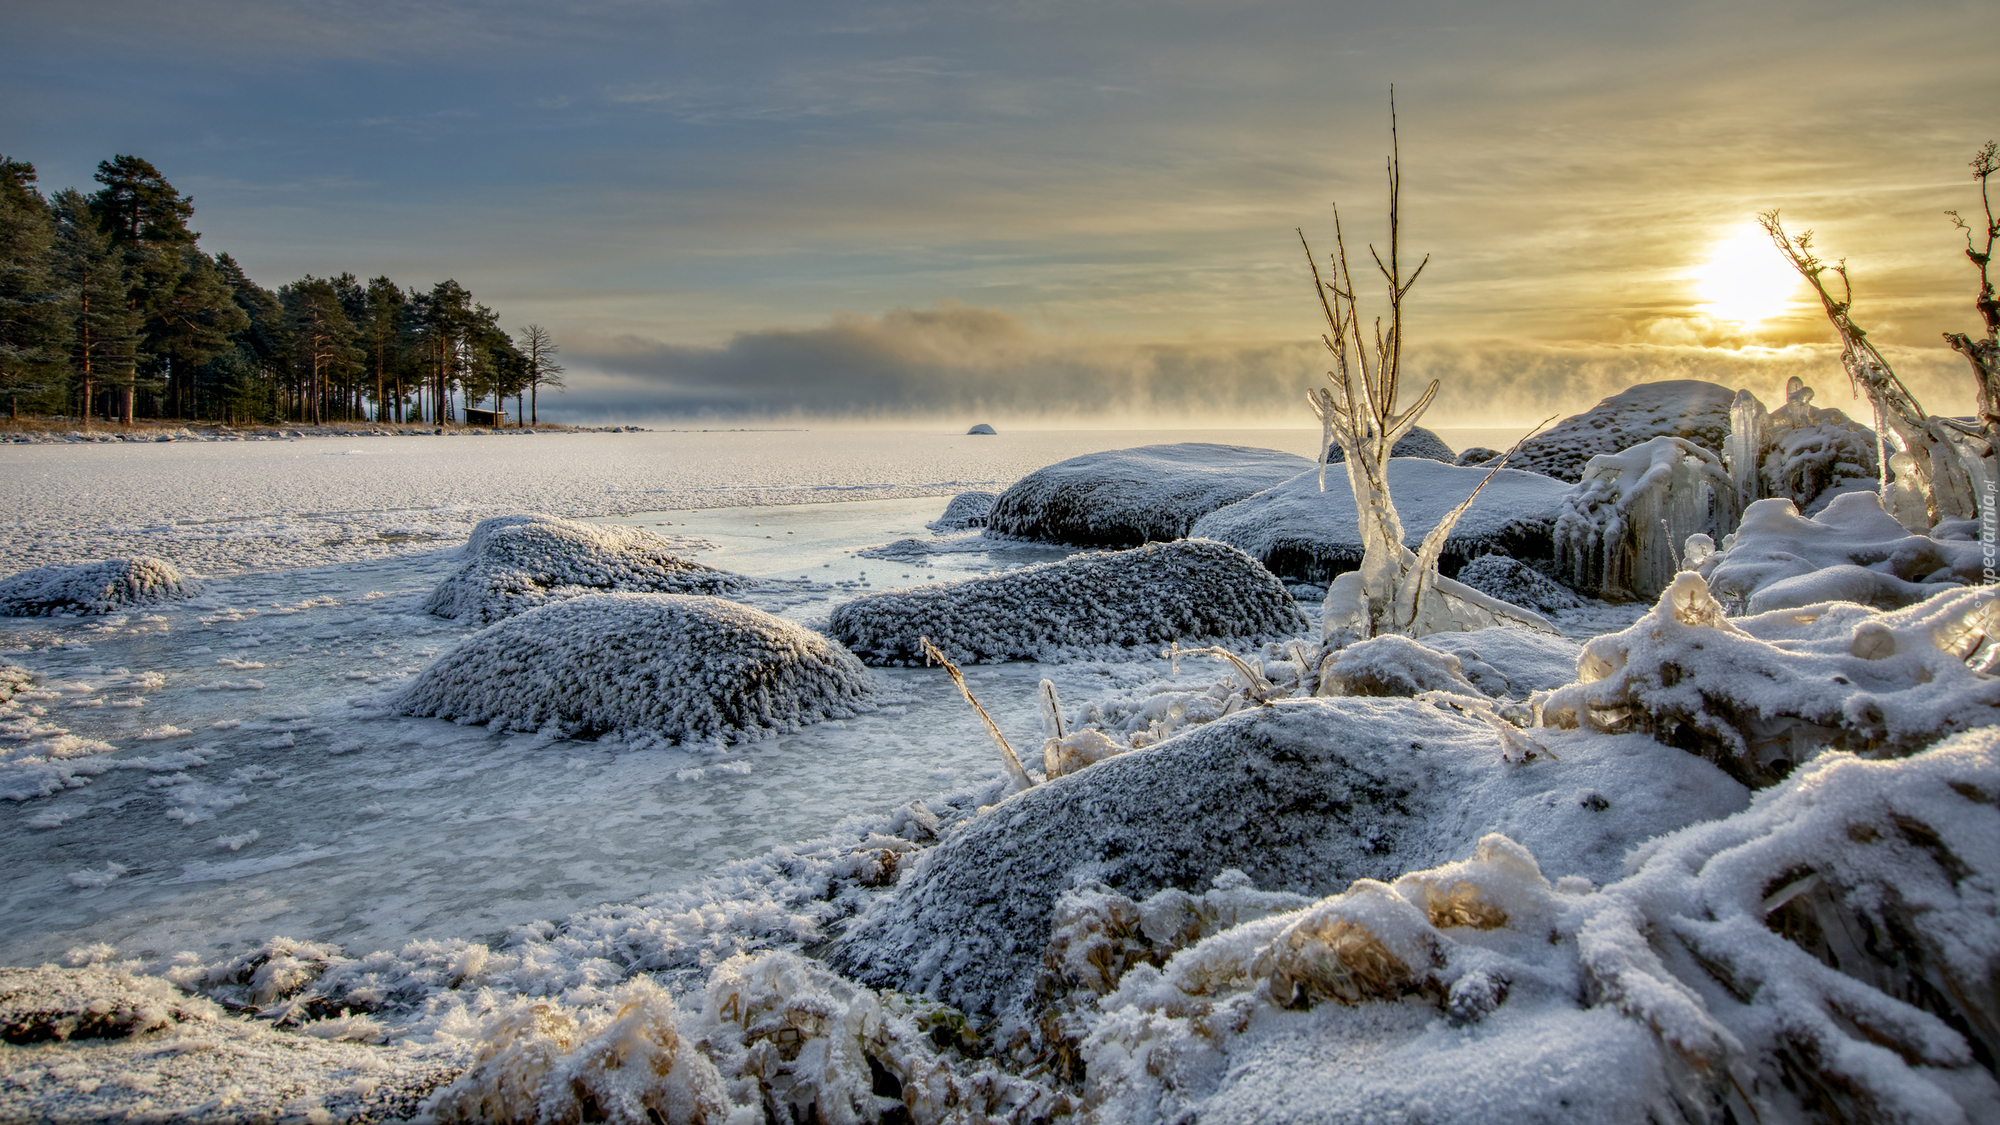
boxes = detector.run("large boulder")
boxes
[928,490,998,531]
[985,443,1316,548]
[0,557,197,616]
[425,513,746,624]
[829,697,1746,1019]
[1512,379,1738,482]
[1324,425,1454,464]
[396,593,873,742]
[827,539,1307,665]
[1189,460,1572,582]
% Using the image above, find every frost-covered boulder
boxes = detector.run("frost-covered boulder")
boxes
[1701,492,1982,614]
[1453,554,1581,614]
[1513,379,1737,482]
[966,423,997,435]
[0,557,197,616]
[927,490,998,531]
[831,696,1747,1019]
[828,539,1305,665]
[985,443,1316,547]
[0,965,220,1043]
[1542,573,2000,787]
[1188,461,1572,582]
[426,513,746,624]
[1552,435,1740,601]
[1453,445,1503,467]
[1325,425,1454,465]
[396,593,873,742]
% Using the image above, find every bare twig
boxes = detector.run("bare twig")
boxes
[920,636,1035,792]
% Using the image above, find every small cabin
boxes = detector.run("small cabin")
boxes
[464,408,507,427]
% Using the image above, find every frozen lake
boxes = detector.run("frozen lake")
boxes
[0,426,1426,968]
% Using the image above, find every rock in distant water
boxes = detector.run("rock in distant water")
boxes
[396,593,872,742]
[1511,380,1737,482]
[1324,425,1454,464]
[987,443,1315,548]
[928,490,998,531]
[828,539,1305,664]
[425,513,745,624]
[0,557,197,616]
[966,423,998,435]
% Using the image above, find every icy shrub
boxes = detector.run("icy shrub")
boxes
[1188,460,1571,583]
[430,978,739,1125]
[1553,435,1741,601]
[1702,491,1983,614]
[426,513,746,624]
[827,539,1305,665]
[1318,634,1481,697]
[984,443,1314,548]
[1540,573,2000,787]
[397,593,873,742]
[1453,554,1581,613]
[0,556,198,616]
[830,696,1747,1020]
[1324,424,1453,464]
[1511,379,1738,483]
[0,965,221,1043]
[927,490,998,531]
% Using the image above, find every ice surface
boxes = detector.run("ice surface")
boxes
[1513,379,1738,482]
[397,593,874,742]
[1188,460,1572,582]
[424,514,746,624]
[828,539,1306,665]
[1703,491,1984,614]
[0,558,198,617]
[985,443,1316,548]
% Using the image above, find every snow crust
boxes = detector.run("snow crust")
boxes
[984,443,1316,548]
[1513,379,1738,482]
[0,557,198,617]
[1702,491,1985,614]
[425,514,746,624]
[1188,460,1571,581]
[927,490,998,531]
[396,593,874,742]
[828,539,1306,665]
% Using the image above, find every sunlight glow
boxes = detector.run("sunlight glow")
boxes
[1693,226,1804,325]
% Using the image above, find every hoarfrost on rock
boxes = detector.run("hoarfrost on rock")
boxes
[425,513,746,624]
[984,443,1315,548]
[827,539,1306,665]
[0,556,199,617]
[1453,554,1582,614]
[0,964,221,1043]
[927,490,998,531]
[1511,379,1738,482]
[1323,425,1454,465]
[396,593,873,742]
[1188,460,1572,583]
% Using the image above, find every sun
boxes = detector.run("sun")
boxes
[1692,225,1803,326]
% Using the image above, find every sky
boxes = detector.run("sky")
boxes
[3,0,1992,427]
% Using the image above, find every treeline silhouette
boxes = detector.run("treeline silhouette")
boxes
[0,154,564,427]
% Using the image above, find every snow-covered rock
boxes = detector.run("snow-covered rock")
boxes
[0,557,198,616]
[1552,435,1740,601]
[1541,573,2000,787]
[1324,425,1454,465]
[927,490,998,531]
[1453,554,1581,614]
[1453,445,1503,467]
[1701,492,1983,614]
[827,539,1306,665]
[830,696,1747,1020]
[985,443,1316,547]
[1318,634,1482,697]
[1758,376,1880,514]
[425,513,746,624]
[1422,626,1584,700]
[0,965,221,1043]
[1513,379,1738,482]
[1188,461,1572,582]
[396,593,873,742]
[967,423,998,435]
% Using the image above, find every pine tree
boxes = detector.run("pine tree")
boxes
[0,156,71,418]
[206,254,289,424]
[279,276,358,425]
[153,247,249,419]
[91,155,197,422]
[50,190,141,429]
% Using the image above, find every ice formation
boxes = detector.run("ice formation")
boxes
[0,965,221,1043]
[425,513,746,624]
[1552,435,1742,601]
[1735,376,1882,514]
[0,557,198,616]
[827,539,1306,665]
[1188,461,1571,583]
[1510,379,1738,482]
[1322,425,1453,465]
[396,593,874,742]
[1701,491,1985,613]
[1452,553,1582,614]
[927,490,998,531]
[983,444,1315,548]
[831,696,1748,1021]
[1540,573,2000,786]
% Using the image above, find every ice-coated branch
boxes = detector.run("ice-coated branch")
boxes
[920,635,1035,792]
